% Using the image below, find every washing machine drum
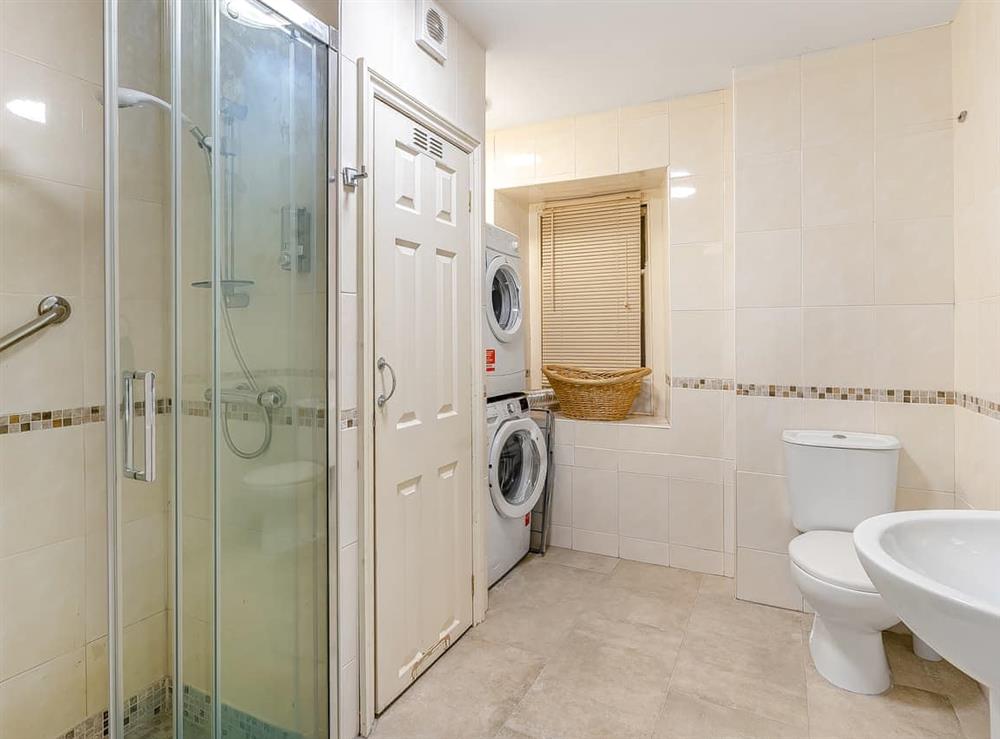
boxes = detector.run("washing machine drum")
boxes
[488,417,547,519]
[486,256,523,343]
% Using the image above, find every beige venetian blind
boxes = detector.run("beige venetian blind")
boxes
[540,194,643,373]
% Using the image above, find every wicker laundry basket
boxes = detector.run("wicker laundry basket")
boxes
[542,365,652,421]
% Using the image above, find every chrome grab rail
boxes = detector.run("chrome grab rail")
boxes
[0,295,71,353]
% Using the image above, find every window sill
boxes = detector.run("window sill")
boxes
[553,412,671,429]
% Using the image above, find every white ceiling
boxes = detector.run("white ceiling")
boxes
[441,0,959,130]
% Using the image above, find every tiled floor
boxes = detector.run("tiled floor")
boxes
[370,547,990,739]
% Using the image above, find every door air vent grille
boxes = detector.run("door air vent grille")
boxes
[412,128,445,159]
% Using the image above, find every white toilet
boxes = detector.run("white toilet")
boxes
[783,429,902,695]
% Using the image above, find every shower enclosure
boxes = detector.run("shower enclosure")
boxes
[104,1,335,737]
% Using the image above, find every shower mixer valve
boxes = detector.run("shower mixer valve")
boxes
[205,383,287,410]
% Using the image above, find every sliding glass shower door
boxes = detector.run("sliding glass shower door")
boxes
[105,1,335,737]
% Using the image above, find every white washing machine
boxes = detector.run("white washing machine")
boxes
[484,224,526,398]
[486,394,548,586]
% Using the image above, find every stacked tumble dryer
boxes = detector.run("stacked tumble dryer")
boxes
[483,225,548,586]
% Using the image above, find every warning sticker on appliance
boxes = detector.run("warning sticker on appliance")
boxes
[485,348,496,373]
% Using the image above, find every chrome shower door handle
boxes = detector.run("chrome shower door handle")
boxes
[376,357,397,408]
[123,370,156,482]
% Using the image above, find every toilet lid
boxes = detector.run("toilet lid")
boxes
[789,530,878,593]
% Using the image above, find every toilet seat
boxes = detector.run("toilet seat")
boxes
[789,530,877,594]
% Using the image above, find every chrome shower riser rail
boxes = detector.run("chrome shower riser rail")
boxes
[0,295,71,354]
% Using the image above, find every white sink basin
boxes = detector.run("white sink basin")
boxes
[854,510,1000,738]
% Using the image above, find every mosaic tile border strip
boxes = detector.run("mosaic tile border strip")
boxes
[1,400,171,436]
[671,376,735,391]
[180,399,327,428]
[339,407,358,429]
[735,383,956,405]
[2,396,333,436]
[957,391,1000,420]
[183,684,305,739]
[62,675,171,739]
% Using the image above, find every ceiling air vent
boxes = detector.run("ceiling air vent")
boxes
[415,0,448,64]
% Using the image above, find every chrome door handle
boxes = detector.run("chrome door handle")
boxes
[123,370,156,482]
[376,357,397,408]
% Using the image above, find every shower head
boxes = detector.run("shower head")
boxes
[117,87,171,111]
[96,87,212,152]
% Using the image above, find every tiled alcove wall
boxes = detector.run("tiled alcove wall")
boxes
[731,25,957,609]
[490,90,738,578]
[952,0,1000,513]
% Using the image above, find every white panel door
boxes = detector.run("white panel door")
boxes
[373,100,473,711]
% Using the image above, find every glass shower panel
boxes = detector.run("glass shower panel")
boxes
[115,1,176,736]
[214,5,330,738]
[109,1,331,737]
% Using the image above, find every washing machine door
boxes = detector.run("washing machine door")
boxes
[485,255,523,343]
[488,417,548,519]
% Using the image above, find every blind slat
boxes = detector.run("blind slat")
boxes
[540,195,643,373]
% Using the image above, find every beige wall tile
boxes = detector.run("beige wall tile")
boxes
[550,465,573,526]
[736,151,802,233]
[123,612,167,697]
[662,389,724,459]
[618,472,669,543]
[0,647,87,738]
[0,292,85,410]
[669,479,723,551]
[533,119,575,182]
[671,310,732,378]
[574,110,619,179]
[493,127,535,187]
[620,103,670,173]
[0,425,84,557]
[875,127,953,222]
[0,52,97,187]
[670,243,724,310]
[736,472,798,553]
[122,513,167,626]
[736,547,803,610]
[800,398,876,433]
[735,229,801,308]
[574,421,620,449]
[875,402,955,493]
[670,175,723,244]
[735,307,802,386]
[668,543,723,575]
[574,446,618,471]
[873,305,954,390]
[802,306,876,388]
[734,58,801,157]
[735,396,804,476]
[571,528,618,557]
[0,537,85,679]
[895,487,955,511]
[875,24,952,136]
[875,217,954,305]
[669,104,724,177]
[618,536,670,567]
[802,224,875,306]
[0,173,85,297]
[85,638,109,716]
[801,42,874,148]
[801,138,874,228]
[1,1,103,85]
[572,468,618,534]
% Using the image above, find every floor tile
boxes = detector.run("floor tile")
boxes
[539,546,620,574]
[651,689,805,739]
[805,657,963,738]
[607,559,704,598]
[370,636,545,739]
